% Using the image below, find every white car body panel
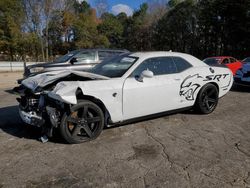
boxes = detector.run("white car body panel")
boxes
[22,52,233,123]
[49,79,124,122]
[123,74,182,120]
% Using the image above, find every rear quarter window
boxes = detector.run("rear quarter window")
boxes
[172,57,192,72]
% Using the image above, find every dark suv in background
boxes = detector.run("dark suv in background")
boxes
[24,49,129,77]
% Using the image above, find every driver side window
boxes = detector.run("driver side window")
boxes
[131,57,177,77]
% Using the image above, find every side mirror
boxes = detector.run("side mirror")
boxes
[70,57,78,64]
[138,70,154,82]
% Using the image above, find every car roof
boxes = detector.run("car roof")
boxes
[72,48,129,53]
[206,56,234,59]
[130,51,192,57]
[128,51,206,67]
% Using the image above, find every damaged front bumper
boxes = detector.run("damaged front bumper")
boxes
[19,109,45,127]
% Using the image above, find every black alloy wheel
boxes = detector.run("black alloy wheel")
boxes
[195,83,219,114]
[60,100,104,144]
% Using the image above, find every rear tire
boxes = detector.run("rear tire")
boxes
[60,100,104,144]
[194,83,219,114]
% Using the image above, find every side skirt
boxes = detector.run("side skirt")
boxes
[107,106,193,127]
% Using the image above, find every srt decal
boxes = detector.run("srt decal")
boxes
[180,73,230,101]
[203,74,229,82]
[180,74,202,101]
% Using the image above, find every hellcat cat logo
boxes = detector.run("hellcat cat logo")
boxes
[180,74,202,101]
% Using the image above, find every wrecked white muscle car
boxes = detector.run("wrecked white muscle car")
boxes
[14,52,233,143]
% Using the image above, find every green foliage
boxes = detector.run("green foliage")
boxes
[0,0,250,60]
[73,0,91,14]
[73,10,104,48]
[168,0,183,7]
[98,13,123,48]
[154,0,250,58]
[154,0,197,52]
[124,3,151,51]
[0,0,24,60]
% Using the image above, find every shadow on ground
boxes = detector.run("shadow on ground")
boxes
[0,104,197,143]
[231,84,250,93]
[0,105,65,143]
[4,89,15,95]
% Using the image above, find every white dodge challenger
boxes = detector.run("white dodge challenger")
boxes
[14,52,233,143]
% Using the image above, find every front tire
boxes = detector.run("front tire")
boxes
[60,100,104,144]
[194,83,219,114]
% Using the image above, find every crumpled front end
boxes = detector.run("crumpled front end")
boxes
[14,70,110,137]
[48,82,79,105]
[18,95,45,127]
[14,85,64,132]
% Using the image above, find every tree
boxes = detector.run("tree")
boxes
[197,0,250,58]
[154,0,198,54]
[0,0,25,60]
[1,0,250,61]
[98,13,123,48]
[95,0,108,17]
[73,6,109,48]
[124,3,152,51]
[168,0,183,7]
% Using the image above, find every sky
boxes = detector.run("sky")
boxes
[87,0,148,16]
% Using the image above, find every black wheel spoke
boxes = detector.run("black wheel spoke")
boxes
[83,106,88,118]
[67,117,78,124]
[72,125,81,136]
[205,100,210,110]
[207,97,216,103]
[87,116,101,123]
[83,125,93,138]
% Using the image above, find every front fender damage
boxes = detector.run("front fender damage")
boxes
[48,81,80,104]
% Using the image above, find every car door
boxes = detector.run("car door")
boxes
[70,51,98,71]
[122,56,183,120]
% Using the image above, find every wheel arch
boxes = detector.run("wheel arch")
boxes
[208,82,219,92]
[75,88,111,126]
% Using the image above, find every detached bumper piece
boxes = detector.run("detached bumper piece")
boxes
[19,109,45,127]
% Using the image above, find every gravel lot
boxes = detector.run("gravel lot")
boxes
[0,72,250,188]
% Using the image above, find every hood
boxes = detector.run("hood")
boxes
[21,70,110,92]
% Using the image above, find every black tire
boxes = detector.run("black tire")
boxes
[194,83,219,114]
[60,100,104,144]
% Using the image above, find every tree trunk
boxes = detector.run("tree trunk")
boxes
[40,35,45,62]
[45,21,49,62]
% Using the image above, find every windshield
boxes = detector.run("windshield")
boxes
[53,50,79,63]
[243,57,250,64]
[90,54,138,78]
[203,58,221,65]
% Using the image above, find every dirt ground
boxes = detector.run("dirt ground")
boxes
[0,72,250,188]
